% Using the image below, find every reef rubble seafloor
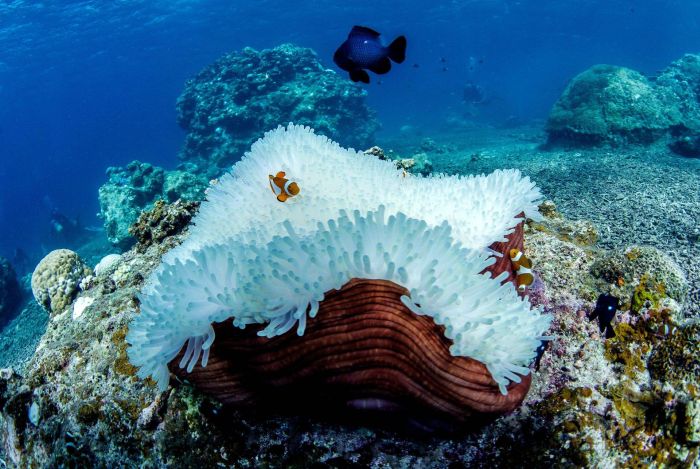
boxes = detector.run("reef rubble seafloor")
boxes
[386,125,700,316]
[0,126,698,466]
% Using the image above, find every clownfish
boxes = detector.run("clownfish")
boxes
[510,248,534,292]
[269,171,300,202]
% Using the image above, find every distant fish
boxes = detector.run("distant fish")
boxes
[509,249,534,292]
[333,26,407,84]
[463,82,486,104]
[589,293,619,339]
[269,171,300,202]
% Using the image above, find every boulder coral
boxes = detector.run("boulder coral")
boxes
[31,249,92,316]
[546,65,680,146]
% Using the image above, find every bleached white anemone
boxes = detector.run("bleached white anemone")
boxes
[127,124,551,394]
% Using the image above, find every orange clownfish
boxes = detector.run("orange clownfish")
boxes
[510,248,534,292]
[269,171,300,202]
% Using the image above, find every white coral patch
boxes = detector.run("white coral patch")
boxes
[127,124,551,394]
[95,254,122,276]
[72,296,94,320]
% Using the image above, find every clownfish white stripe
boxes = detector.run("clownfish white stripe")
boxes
[516,266,532,275]
[284,180,293,194]
[270,181,281,196]
[511,251,523,262]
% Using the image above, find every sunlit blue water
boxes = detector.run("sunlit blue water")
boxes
[1,0,699,263]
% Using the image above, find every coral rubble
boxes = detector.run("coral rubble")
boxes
[176,44,380,177]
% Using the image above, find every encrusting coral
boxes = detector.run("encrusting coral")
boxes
[127,124,551,411]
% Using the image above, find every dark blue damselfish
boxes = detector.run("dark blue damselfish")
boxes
[333,26,406,84]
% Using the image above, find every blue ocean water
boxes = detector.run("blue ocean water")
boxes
[0,0,698,264]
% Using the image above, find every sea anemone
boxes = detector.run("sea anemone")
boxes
[127,124,551,405]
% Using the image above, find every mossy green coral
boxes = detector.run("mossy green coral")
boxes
[630,274,666,313]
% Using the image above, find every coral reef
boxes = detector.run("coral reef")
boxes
[655,54,700,133]
[591,245,688,316]
[128,199,199,252]
[98,161,207,248]
[546,65,680,146]
[2,190,699,466]
[0,257,21,323]
[30,249,92,316]
[175,44,380,177]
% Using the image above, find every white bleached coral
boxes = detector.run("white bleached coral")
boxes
[127,124,551,394]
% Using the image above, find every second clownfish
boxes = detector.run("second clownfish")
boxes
[510,248,534,292]
[269,171,300,202]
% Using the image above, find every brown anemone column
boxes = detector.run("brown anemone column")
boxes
[170,221,530,426]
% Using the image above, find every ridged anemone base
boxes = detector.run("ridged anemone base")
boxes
[169,221,531,427]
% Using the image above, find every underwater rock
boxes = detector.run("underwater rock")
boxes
[547,54,700,148]
[93,254,122,277]
[546,65,681,146]
[98,161,208,248]
[363,146,387,160]
[655,54,700,132]
[176,44,380,177]
[591,245,688,317]
[30,249,92,316]
[128,199,199,252]
[4,184,700,466]
[669,134,700,157]
[0,257,21,323]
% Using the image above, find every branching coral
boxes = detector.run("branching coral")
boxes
[127,124,551,396]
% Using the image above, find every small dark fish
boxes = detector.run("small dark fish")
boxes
[412,63,420,68]
[333,25,407,84]
[440,57,447,63]
[442,67,449,72]
[532,340,550,371]
[589,293,619,339]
